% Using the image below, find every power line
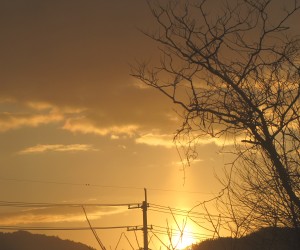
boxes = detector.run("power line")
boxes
[0,177,215,195]
[0,199,230,223]
[151,225,212,238]
[0,226,139,231]
[0,197,220,249]
[149,203,233,220]
[82,206,106,250]
[0,177,143,190]
[0,200,138,208]
[0,199,231,221]
[148,187,215,195]
[149,203,215,217]
[150,229,197,238]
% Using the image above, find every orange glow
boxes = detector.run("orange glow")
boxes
[170,224,199,249]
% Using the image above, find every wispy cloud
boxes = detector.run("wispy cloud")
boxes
[25,101,86,114]
[0,112,63,132]
[63,117,139,137]
[135,130,235,149]
[0,206,126,225]
[135,133,175,148]
[194,135,240,147]
[19,144,98,154]
[0,101,140,139]
[131,80,151,90]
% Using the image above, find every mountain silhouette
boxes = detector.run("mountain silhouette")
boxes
[192,227,300,250]
[0,231,96,250]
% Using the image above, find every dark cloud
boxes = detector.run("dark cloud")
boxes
[0,0,179,135]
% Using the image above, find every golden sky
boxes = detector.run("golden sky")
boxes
[0,0,230,249]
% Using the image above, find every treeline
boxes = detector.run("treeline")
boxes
[0,230,96,250]
[192,227,300,250]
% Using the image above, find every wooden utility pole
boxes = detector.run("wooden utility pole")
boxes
[142,188,148,250]
[127,188,150,250]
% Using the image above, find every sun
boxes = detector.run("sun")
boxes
[174,236,195,249]
[170,225,198,250]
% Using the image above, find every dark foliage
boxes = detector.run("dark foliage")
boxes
[0,231,96,250]
[192,227,300,250]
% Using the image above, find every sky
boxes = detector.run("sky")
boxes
[0,0,232,249]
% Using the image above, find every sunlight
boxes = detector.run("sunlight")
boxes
[170,225,198,250]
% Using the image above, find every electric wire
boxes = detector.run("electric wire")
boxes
[151,225,211,238]
[0,177,216,195]
[123,232,135,250]
[114,232,125,250]
[149,207,222,221]
[113,232,137,250]
[151,228,205,239]
[0,200,138,208]
[0,198,220,248]
[133,229,141,249]
[0,200,228,232]
[150,229,208,242]
[0,226,137,231]
[149,208,208,220]
[149,231,170,249]
[150,203,232,219]
[82,206,106,250]
[0,199,229,226]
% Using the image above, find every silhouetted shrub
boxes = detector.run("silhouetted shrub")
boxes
[192,227,300,250]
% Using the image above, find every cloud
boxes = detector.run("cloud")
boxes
[131,80,151,90]
[63,117,139,137]
[195,137,230,146]
[135,133,175,148]
[19,144,98,154]
[0,206,126,226]
[25,101,56,111]
[134,127,236,149]
[111,135,120,140]
[0,112,63,132]
[196,134,244,147]
[0,100,141,139]
[25,101,86,114]
[174,131,238,147]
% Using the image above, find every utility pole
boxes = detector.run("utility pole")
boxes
[127,188,150,250]
[142,188,148,250]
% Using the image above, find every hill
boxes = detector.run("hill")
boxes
[192,227,300,250]
[0,230,96,250]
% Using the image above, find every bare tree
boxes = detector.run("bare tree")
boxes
[132,0,300,232]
